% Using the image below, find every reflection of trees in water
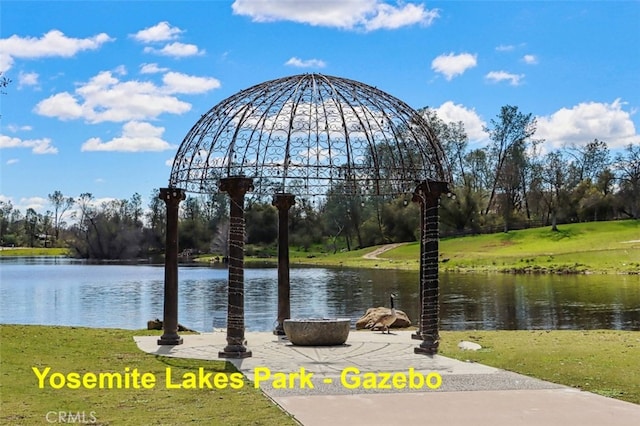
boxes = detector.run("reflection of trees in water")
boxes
[3,260,638,331]
[439,273,640,331]
[182,269,640,332]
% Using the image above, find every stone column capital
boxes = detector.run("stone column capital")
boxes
[219,177,254,196]
[159,187,186,205]
[272,193,296,211]
[412,180,450,203]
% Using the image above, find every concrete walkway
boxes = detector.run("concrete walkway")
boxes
[361,242,408,260]
[135,331,640,426]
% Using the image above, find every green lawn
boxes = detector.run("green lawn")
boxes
[437,220,640,273]
[0,247,69,256]
[0,325,297,426]
[439,329,640,405]
[270,220,640,273]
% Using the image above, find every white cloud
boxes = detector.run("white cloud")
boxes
[536,99,639,150]
[34,92,85,121]
[285,57,327,68]
[0,195,48,213]
[113,65,127,76]
[52,196,117,221]
[0,134,58,154]
[6,158,19,165]
[0,53,13,72]
[363,2,438,31]
[231,0,438,31]
[19,196,48,212]
[92,197,119,208]
[523,54,538,64]
[35,70,220,123]
[0,30,114,72]
[485,70,524,86]
[144,42,203,57]
[140,63,169,74]
[431,52,477,81]
[81,121,172,152]
[131,21,183,43]
[18,71,39,88]
[432,101,487,141]
[162,72,221,94]
[495,44,515,52]
[6,124,33,133]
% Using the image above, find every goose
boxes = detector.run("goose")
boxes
[370,293,397,334]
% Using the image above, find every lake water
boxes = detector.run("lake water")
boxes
[1,257,639,332]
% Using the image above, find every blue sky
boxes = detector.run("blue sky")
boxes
[1,0,639,215]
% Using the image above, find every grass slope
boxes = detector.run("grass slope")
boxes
[279,220,640,273]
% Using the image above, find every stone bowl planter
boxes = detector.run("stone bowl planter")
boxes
[283,318,351,346]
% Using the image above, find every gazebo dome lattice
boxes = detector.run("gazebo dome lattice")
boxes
[158,73,451,358]
[169,73,449,196]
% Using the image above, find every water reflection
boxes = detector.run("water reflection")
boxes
[1,257,638,331]
[440,273,640,331]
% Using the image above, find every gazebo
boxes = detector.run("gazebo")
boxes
[157,73,451,357]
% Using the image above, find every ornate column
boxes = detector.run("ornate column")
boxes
[413,180,449,355]
[272,193,296,335]
[158,187,186,345]
[412,189,426,341]
[218,176,253,358]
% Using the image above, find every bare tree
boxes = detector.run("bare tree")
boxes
[420,109,469,185]
[537,151,571,231]
[48,190,75,243]
[614,144,640,219]
[0,200,14,245]
[566,139,610,183]
[24,208,39,247]
[483,105,539,228]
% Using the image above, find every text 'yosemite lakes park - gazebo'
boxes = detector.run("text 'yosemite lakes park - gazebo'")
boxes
[157,73,451,357]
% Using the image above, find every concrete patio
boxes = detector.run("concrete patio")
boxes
[134,330,640,425]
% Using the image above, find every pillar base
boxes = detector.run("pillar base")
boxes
[219,347,252,359]
[273,324,286,336]
[414,339,439,355]
[157,335,183,346]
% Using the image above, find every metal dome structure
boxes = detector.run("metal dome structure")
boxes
[157,73,451,358]
[169,73,449,196]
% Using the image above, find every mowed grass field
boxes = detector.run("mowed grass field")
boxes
[283,220,640,273]
[0,325,297,426]
[0,247,68,256]
[439,329,640,404]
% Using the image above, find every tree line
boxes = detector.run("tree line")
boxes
[1,105,638,259]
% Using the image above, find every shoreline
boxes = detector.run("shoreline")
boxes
[2,249,639,275]
[2,220,639,274]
